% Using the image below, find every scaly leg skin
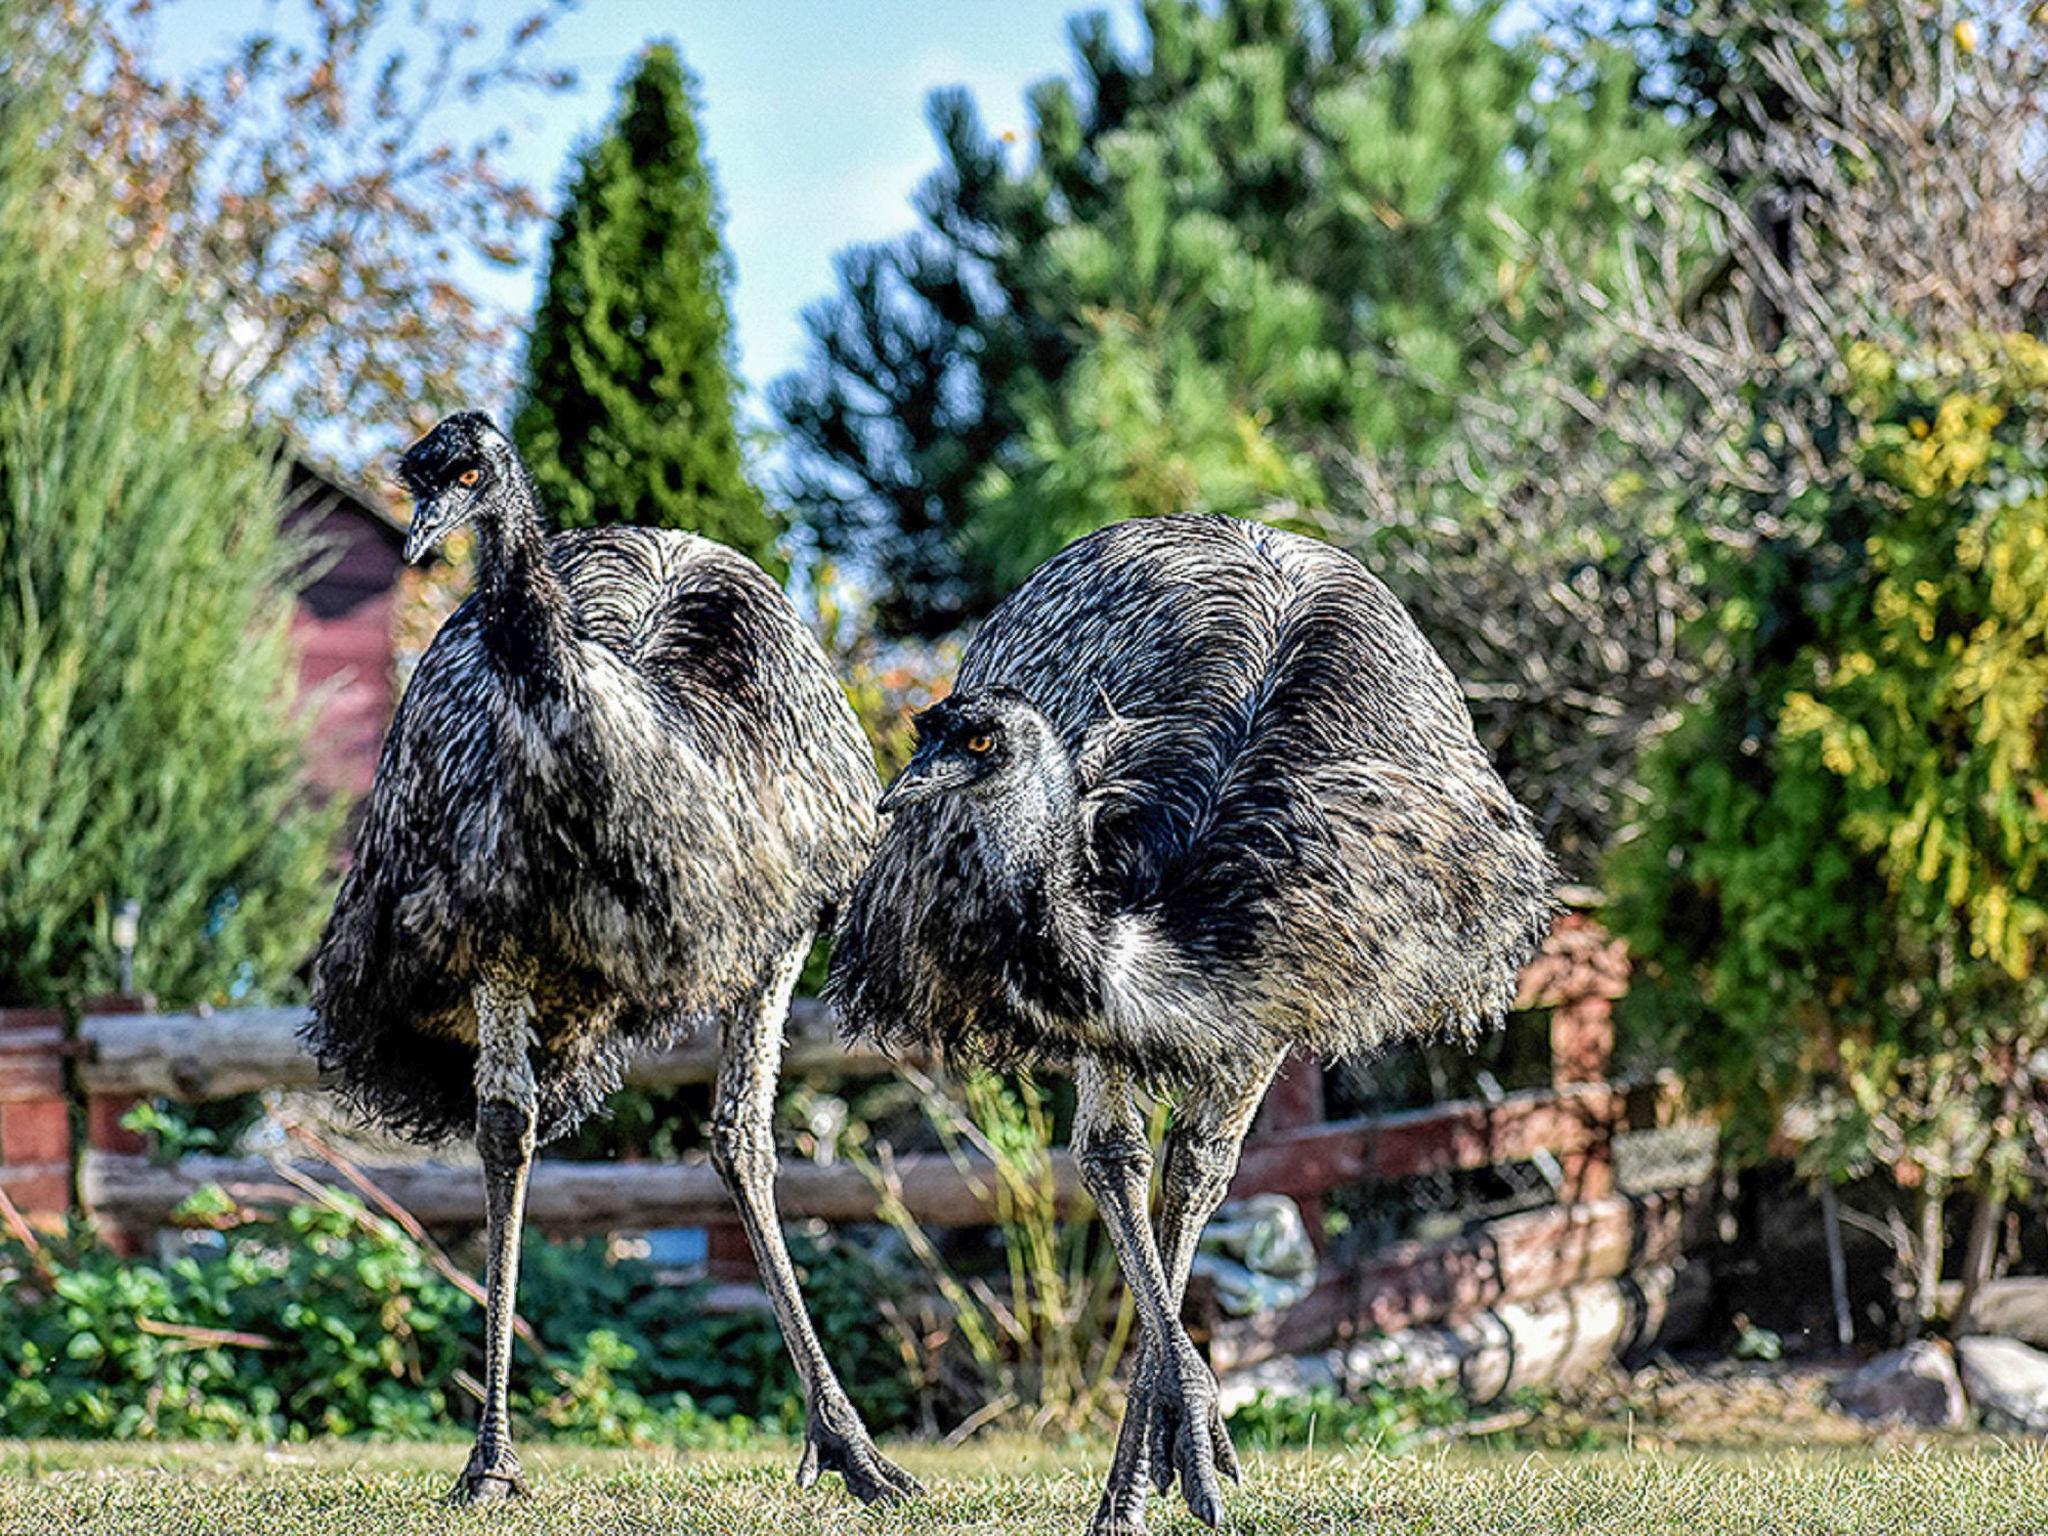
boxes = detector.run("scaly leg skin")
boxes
[448,970,540,1506]
[709,936,922,1506]
[1087,1052,1284,1536]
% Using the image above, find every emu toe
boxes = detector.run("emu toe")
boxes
[1141,1350,1234,1528]
[795,1396,923,1505]
[445,1447,528,1506]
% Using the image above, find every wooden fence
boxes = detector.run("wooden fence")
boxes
[0,912,1709,1374]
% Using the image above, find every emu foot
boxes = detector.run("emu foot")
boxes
[1092,1340,1239,1533]
[796,1394,923,1505]
[1087,1490,1152,1536]
[1139,1344,1238,1528]
[445,1442,528,1507]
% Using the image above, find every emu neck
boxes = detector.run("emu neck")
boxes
[472,472,577,679]
[972,758,1104,1001]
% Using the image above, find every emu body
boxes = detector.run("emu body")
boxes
[307,413,916,1507]
[832,514,1555,1534]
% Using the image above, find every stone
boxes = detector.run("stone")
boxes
[1962,1279,2048,1349]
[1216,1351,1341,1414]
[1957,1335,2048,1433]
[1829,1342,1967,1428]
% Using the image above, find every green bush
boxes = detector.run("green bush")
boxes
[1612,335,2048,1311]
[0,1192,919,1444]
[0,0,336,1009]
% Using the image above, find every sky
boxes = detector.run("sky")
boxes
[161,1,1132,414]
[515,1,1135,400]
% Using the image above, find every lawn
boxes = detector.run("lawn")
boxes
[3,1438,2048,1536]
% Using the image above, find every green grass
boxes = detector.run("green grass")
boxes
[3,1439,2047,1535]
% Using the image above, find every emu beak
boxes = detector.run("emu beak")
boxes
[403,498,449,565]
[878,754,968,815]
[877,770,933,816]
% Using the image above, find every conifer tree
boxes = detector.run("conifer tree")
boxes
[774,0,1671,633]
[515,44,779,573]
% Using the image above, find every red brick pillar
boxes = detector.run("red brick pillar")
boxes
[1516,914,1630,1203]
[0,1007,72,1228]
[79,995,150,1158]
[78,995,152,1251]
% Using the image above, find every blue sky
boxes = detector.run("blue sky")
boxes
[527,1,1131,399]
[165,1,1132,411]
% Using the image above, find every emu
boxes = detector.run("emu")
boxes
[830,514,1556,1535]
[306,413,918,1508]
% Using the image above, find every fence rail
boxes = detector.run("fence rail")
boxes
[0,913,1711,1374]
[80,1076,1679,1236]
[77,998,893,1101]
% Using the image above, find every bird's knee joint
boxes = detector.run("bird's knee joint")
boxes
[708,1115,776,1184]
[1165,1137,1237,1192]
[476,1099,535,1166]
[1076,1133,1153,1197]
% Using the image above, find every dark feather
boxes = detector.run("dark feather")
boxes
[307,521,876,1143]
[830,514,1556,1083]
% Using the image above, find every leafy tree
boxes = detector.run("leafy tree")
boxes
[1606,3,2048,1320]
[774,0,1673,634]
[61,0,577,470]
[0,1,335,1009]
[1612,336,2048,1317]
[513,43,778,570]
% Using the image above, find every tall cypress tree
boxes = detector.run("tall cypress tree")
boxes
[514,44,780,573]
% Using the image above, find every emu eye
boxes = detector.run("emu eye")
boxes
[458,467,481,488]
[965,733,994,755]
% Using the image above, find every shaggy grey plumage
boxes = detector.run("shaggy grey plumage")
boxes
[306,412,917,1509]
[830,513,1556,1534]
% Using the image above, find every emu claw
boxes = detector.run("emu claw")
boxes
[795,1396,923,1505]
[1140,1347,1235,1528]
[445,1445,527,1506]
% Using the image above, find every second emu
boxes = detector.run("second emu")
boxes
[831,513,1557,1535]
[306,414,918,1507]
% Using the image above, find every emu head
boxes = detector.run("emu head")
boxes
[879,688,1069,817]
[396,411,522,563]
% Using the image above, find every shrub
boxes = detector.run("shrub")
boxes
[1613,335,2048,1315]
[0,0,335,1009]
[0,1190,919,1443]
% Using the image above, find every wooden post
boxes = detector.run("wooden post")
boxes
[1514,913,1629,1203]
[705,1220,755,1281]
[0,1006,71,1228]
[79,993,151,1251]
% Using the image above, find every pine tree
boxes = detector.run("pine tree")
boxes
[0,0,336,1008]
[773,0,1673,634]
[514,44,779,573]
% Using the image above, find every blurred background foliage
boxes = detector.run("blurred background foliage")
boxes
[6,0,2048,1434]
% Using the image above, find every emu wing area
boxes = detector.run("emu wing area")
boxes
[308,529,876,1143]
[868,515,1554,1070]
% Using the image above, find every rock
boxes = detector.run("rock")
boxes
[1957,1335,2048,1433]
[1961,1279,2048,1348]
[1216,1350,1341,1414]
[1829,1342,1966,1428]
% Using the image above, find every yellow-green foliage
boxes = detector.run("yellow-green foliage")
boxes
[1783,337,2048,976]
[1613,337,2048,1162]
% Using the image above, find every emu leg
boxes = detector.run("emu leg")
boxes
[449,973,539,1506]
[1092,1053,1285,1535]
[709,938,922,1505]
[1074,1058,1226,1531]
